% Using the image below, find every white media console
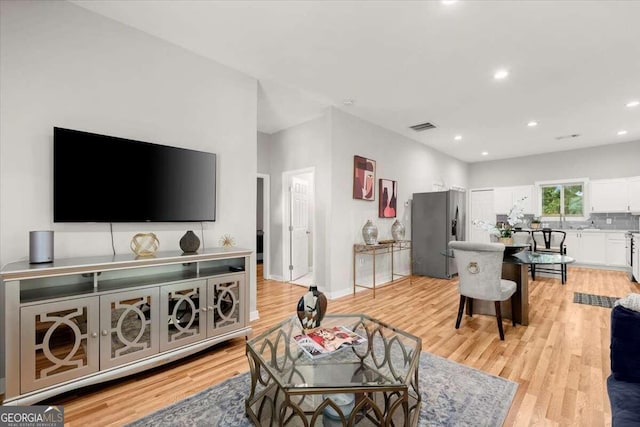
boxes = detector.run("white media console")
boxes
[1,247,252,405]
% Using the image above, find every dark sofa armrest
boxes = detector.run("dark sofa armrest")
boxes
[607,375,640,427]
[610,305,640,383]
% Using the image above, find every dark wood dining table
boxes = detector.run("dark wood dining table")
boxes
[442,247,575,326]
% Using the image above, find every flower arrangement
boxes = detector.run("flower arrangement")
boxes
[472,196,527,238]
[496,222,514,238]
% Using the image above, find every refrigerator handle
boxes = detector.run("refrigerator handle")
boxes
[452,206,459,240]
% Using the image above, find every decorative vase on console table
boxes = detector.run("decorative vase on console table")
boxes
[391,220,405,241]
[362,220,378,245]
[296,285,328,330]
[179,230,201,254]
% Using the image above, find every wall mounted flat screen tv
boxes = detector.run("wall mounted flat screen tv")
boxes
[54,127,216,222]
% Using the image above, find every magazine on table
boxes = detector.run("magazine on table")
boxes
[293,325,367,359]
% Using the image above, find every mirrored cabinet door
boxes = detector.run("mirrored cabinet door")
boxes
[207,274,244,337]
[20,297,100,393]
[99,288,159,370]
[159,280,207,352]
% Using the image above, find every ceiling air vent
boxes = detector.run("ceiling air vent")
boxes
[555,133,581,140]
[409,122,437,132]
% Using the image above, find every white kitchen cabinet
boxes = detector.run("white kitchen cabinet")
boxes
[512,186,535,214]
[564,231,582,262]
[469,189,495,243]
[629,176,640,213]
[563,231,606,265]
[605,232,627,267]
[590,179,629,213]
[493,187,513,215]
[581,233,606,264]
[493,185,535,214]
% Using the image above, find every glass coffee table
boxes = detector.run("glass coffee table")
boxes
[245,314,422,426]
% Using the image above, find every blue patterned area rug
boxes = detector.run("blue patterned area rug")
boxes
[573,292,620,308]
[126,352,517,427]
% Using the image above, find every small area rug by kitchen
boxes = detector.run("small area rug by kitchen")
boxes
[127,351,517,427]
[573,291,620,308]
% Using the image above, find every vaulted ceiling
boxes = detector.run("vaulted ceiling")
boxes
[71,0,640,162]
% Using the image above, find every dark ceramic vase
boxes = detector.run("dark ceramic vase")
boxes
[296,285,328,330]
[179,230,200,253]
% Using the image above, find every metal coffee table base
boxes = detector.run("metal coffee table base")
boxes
[245,356,420,426]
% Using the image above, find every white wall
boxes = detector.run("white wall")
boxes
[469,140,640,188]
[328,108,469,297]
[262,107,468,297]
[266,112,332,285]
[257,131,272,174]
[0,0,257,383]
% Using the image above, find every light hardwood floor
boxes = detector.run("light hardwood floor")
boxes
[37,266,637,426]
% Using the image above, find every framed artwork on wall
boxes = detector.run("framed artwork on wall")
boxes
[353,155,376,201]
[379,179,397,218]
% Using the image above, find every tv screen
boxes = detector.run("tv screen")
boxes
[54,127,216,222]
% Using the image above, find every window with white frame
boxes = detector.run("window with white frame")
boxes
[537,180,586,218]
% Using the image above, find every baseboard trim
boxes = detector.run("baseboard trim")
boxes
[250,310,260,321]
[268,274,284,281]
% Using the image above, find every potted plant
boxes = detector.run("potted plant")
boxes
[497,222,514,244]
[530,217,541,230]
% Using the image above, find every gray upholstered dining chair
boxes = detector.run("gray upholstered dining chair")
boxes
[448,241,517,340]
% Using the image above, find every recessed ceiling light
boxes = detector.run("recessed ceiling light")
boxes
[343,99,355,106]
[617,130,628,136]
[493,69,509,80]
[481,151,489,156]
[527,121,538,127]
[626,100,639,108]
[454,135,462,141]
[441,0,458,4]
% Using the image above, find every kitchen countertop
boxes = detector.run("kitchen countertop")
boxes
[560,229,637,234]
[517,228,634,234]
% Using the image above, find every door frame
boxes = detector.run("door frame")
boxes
[282,167,316,284]
[257,173,271,280]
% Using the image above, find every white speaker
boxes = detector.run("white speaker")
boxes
[29,230,54,264]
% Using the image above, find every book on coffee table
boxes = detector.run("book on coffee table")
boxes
[293,325,367,359]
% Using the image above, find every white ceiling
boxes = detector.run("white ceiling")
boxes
[70,0,640,163]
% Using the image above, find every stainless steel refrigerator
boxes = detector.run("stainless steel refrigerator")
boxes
[412,190,466,278]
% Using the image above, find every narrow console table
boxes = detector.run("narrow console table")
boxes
[353,240,412,298]
[1,247,252,405]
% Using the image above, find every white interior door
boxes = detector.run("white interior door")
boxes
[290,176,310,281]
[470,189,495,243]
